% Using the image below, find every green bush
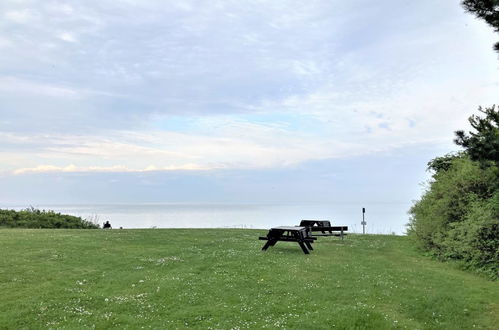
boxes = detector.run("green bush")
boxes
[408,156,499,278]
[443,193,498,276]
[0,208,99,229]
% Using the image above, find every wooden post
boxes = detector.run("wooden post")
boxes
[361,207,366,234]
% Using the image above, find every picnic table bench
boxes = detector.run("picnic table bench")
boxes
[259,226,316,254]
[300,220,348,240]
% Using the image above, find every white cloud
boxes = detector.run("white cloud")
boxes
[58,32,77,43]
[1,0,498,176]
[2,122,371,175]
[46,3,74,15]
[12,164,211,175]
[4,9,34,23]
[0,37,13,48]
[0,77,80,98]
[2,111,448,176]
[0,76,128,100]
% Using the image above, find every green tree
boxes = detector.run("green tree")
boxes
[462,0,499,53]
[454,105,499,165]
[408,106,499,278]
[427,152,464,174]
[408,156,499,278]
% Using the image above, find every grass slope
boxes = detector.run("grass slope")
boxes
[0,229,497,329]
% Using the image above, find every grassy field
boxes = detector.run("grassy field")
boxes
[0,229,497,329]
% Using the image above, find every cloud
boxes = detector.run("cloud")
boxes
[1,113,449,176]
[0,0,498,176]
[12,164,211,175]
[4,9,34,23]
[0,36,13,48]
[0,77,80,98]
[1,125,356,174]
[58,32,77,43]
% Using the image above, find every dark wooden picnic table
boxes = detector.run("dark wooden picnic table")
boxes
[300,220,348,239]
[259,226,316,254]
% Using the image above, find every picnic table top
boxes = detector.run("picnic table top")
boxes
[271,226,306,231]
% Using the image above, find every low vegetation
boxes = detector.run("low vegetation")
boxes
[0,229,497,329]
[0,208,99,229]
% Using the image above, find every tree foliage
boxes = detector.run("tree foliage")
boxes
[408,156,499,278]
[408,108,499,279]
[0,208,99,229]
[427,152,464,174]
[462,0,499,53]
[454,105,499,165]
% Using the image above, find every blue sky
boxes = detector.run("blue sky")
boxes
[0,0,498,207]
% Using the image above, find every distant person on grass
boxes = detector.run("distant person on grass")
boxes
[103,221,112,229]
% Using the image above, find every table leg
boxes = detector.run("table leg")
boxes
[298,242,310,254]
[261,240,275,251]
[305,241,314,250]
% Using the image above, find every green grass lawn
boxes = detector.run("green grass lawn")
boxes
[0,229,497,329]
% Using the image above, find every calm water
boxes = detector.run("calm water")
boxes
[4,203,412,235]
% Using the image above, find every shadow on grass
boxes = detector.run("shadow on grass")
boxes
[259,244,312,255]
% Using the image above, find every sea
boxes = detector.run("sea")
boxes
[3,202,413,235]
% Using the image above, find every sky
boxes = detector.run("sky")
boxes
[0,0,498,210]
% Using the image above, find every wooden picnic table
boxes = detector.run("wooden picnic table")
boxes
[300,220,348,239]
[259,226,316,254]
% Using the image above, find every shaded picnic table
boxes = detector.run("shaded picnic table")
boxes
[300,220,348,239]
